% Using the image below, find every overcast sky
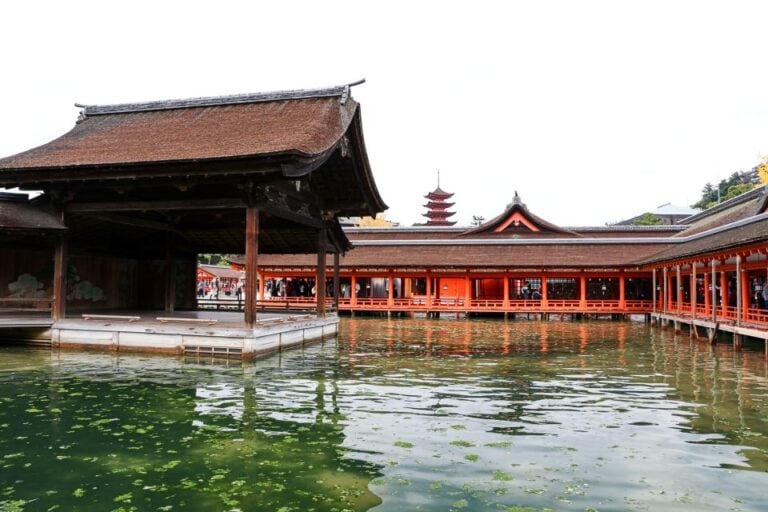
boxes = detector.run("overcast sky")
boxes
[2,1,768,227]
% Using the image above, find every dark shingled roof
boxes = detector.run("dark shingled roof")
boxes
[253,241,671,269]
[0,199,65,231]
[639,214,768,264]
[0,84,360,171]
[675,185,768,237]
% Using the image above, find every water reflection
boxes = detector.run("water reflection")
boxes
[1,318,768,511]
[336,318,768,511]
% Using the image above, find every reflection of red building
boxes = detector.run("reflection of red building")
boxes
[196,265,244,298]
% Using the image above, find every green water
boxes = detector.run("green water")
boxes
[1,319,768,511]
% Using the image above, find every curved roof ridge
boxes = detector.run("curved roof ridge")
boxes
[78,80,364,116]
[460,192,581,237]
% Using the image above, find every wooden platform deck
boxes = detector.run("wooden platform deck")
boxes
[0,310,338,359]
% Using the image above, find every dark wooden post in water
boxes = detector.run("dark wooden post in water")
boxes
[52,228,68,322]
[333,252,340,312]
[164,232,176,313]
[244,207,259,328]
[316,227,327,318]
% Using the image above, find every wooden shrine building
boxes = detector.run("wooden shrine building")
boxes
[0,83,386,356]
[247,188,768,347]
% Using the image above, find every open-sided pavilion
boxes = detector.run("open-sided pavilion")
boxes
[0,83,386,357]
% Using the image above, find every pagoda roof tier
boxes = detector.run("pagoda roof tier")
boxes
[423,211,456,219]
[423,201,455,209]
[424,187,454,200]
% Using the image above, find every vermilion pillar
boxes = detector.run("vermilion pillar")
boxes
[503,274,510,309]
[350,274,357,307]
[387,271,394,307]
[720,267,728,317]
[426,271,432,309]
[690,262,697,319]
[618,272,626,309]
[703,265,711,313]
[579,273,587,308]
[464,271,471,308]
[541,274,548,307]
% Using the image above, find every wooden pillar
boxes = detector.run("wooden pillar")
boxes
[387,270,395,307]
[662,267,668,312]
[676,265,682,315]
[652,268,657,312]
[742,264,751,323]
[464,271,471,309]
[244,207,259,328]
[502,273,510,309]
[711,259,717,321]
[350,274,358,307]
[316,227,327,318]
[690,262,697,320]
[333,252,341,311]
[541,274,548,308]
[164,233,176,313]
[720,266,728,317]
[52,233,68,321]
[618,271,626,310]
[426,271,432,310]
[579,272,587,308]
[736,255,742,326]
[703,265,710,313]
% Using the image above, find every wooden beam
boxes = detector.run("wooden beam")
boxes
[244,207,259,328]
[88,212,174,232]
[67,198,245,213]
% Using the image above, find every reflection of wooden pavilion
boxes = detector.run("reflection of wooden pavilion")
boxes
[0,83,386,354]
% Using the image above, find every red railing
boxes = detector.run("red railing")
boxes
[656,301,768,327]
[334,297,652,314]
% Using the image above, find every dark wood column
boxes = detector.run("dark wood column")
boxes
[244,207,259,328]
[164,232,176,313]
[316,227,327,317]
[52,233,68,321]
[333,252,340,312]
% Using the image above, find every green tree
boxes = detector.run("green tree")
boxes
[691,169,759,210]
[632,212,665,226]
